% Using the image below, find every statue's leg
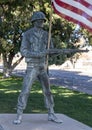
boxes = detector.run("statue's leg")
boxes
[39,69,63,123]
[13,67,37,124]
[38,71,54,111]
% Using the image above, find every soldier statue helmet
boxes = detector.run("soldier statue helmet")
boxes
[30,11,46,23]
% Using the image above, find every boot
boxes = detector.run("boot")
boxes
[48,113,63,123]
[48,108,63,123]
[13,109,23,124]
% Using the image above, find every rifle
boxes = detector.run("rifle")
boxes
[46,48,89,55]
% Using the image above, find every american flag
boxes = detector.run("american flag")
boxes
[52,0,92,32]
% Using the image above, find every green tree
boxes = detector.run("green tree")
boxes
[0,0,33,77]
[0,0,53,77]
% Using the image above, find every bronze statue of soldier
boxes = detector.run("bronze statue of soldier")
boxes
[13,11,62,124]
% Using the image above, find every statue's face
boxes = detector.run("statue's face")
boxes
[33,19,44,28]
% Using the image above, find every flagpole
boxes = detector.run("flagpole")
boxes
[47,3,53,49]
[46,1,53,73]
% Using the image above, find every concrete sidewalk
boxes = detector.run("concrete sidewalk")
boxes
[0,114,92,130]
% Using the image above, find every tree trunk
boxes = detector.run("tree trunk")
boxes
[2,53,11,78]
[2,53,23,78]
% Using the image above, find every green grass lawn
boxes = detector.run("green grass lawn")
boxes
[0,73,92,127]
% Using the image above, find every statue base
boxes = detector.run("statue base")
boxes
[0,114,91,130]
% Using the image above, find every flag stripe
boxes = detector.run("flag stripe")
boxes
[55,0,92,22]
[84,0,92,5]
[52,0,92,32]
[53,0,92,25]
[61,0,92,16]
[74,0,92,10]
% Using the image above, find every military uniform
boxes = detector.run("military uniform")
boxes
[17,25,54,111]
[14,11,62,124]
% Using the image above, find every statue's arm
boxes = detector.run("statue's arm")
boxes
[20,33,32,58]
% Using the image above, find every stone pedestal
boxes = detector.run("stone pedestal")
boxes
[0,114,91,130]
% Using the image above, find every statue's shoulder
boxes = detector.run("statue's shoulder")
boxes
[43,29,48,33]
[23,28,48,37]
[40,29,48,36]
[22,28,34,37]
[43,29,48,37]
[24,28,33,34]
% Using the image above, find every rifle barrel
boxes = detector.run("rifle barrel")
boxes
[47,48,88,55]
